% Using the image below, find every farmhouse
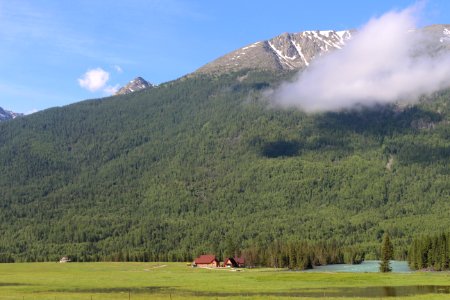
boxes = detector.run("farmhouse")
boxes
[192,255,219,268]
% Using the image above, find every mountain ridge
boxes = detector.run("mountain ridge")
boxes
[195,30,352,75]
[194,24,450,75]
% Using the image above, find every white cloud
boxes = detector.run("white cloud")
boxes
[273,5,450,113]
[25,108,39,115]
[78,68,110,92]
[103,84,120,95]
[113,65,123,73]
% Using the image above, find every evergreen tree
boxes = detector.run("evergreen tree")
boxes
[379,232,393,272]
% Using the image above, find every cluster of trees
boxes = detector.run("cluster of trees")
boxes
[240,239,364,269]
[408,233,449,271]
[0,70,449,263]
[25,239,365,269]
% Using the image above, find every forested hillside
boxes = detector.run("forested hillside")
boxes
[0,70,449,263]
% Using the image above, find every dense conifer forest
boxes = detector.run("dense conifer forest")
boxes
[0,70,449,264]
[408,233,449,271]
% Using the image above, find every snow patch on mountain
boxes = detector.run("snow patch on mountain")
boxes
[440,28,450,43]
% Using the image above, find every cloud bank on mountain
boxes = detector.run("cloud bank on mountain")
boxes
[273,6,450,112]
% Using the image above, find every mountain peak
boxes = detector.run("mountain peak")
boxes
[0,107,23,122]
[195,29,353,75]
[115,77,153,95]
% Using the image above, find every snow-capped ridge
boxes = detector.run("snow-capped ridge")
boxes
[196,29,352,74]
[195,25,449,76]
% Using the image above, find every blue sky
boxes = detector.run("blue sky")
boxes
[1,0,449,113]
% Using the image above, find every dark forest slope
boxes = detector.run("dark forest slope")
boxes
[0,70,449,262]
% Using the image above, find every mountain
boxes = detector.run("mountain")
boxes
[0,26,449,263]
[115,77,153,95]
[196,24,450,75]
[0,107,22,122]
[196,30,352,74]
[423,24,450,43]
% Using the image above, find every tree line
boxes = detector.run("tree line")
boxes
[408,232,449,271]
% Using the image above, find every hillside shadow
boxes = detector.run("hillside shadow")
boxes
[314,105,441,136]
[393,142,450,165]
[312,105,446,164]
[261,140,300,158]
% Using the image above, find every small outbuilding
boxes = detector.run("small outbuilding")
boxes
[234,257,245,268]
[59,256,71,263]
[224,257,245,268]
[224,257,238,268]
[193,255,219,268]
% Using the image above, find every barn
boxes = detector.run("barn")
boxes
[224,257,237,268]
[234,257,245,268]
[224,257,245,268]
[193,255,219,268]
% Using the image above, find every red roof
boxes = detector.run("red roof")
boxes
[234,257,245,265]
[194,254,217,264]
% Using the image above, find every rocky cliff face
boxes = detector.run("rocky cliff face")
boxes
[115,77,153,95]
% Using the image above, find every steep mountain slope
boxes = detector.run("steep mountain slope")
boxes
[0,69,449,262]
[0,107,22,122]
[115,77,153,95]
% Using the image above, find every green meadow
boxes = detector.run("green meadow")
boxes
[0,262,449,299]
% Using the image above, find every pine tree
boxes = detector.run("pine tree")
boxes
[379,232,393,272]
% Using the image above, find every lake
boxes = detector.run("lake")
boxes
[305,260,411,273]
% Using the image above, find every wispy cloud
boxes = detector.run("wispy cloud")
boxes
[146,0,209,20]
[103,84,120,95]
[0,1,126,62]
[25,108,39,115]
[272,4,450,113]
[113,65,123,73]
[0,81,67,112]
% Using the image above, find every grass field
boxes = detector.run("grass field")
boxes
[0,262,449,299]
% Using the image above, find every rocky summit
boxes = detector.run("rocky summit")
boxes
[0,107,22,122]
[196,30,353,74]
[115,77,153,95]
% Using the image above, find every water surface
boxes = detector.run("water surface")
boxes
[305,260,411,273]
